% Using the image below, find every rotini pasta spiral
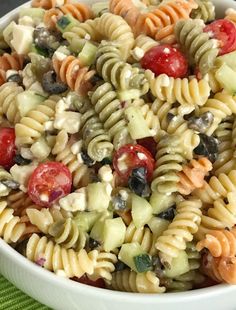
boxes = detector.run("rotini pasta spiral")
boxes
[201,254,236,284]
[7,191,36,217]
[196,227,236,257]
[198,92,236,136]
[174,19,219,75]
[15,98,57,146]
[26,206,72,234]
[195,192,236,240]
[213,117,236,176]
[0,82,23,124]
[155,198,202,264]
[26,234,98,278]
[0,52,24,72]
[146,70,211,114]
[63,19,103,48]
[78,101,114,161]
[48,218,88,250]
[190,0,215,23]
[125,221,157,254]
[110,270,166,293]
[44,3,93,29]
[0,200,26,243]
[151,135,192,194]
[31,0,70,10]
[193,170,236,205]
[142,0,198,43]
[92,252,118,282]
[96,13,135,60]
[89,82,131,149]
[96,42,149,95]
[53,56,96,95]
[52,131,94,187]
[177,158,213,195]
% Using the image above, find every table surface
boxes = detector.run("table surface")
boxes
[0,0,27,17]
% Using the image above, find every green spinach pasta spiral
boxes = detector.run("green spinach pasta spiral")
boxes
[89,82,131,149]
[174,19,219,75]
[190,0,215,23]
[96,42,149,95]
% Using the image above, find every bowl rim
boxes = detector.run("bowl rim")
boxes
[1,0,236,302]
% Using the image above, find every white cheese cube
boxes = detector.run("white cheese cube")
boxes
[54,112,81,134]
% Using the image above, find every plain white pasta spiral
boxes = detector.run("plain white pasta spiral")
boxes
[0,200,26,243]
[26,234,98,278]
[155,198,202,264]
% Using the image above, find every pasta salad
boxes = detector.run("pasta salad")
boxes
[1,0,236,293]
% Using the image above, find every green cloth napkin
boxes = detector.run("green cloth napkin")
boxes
[0,274,50,310]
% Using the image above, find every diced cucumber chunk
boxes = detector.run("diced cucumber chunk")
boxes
[92,1,109,16]
[19,8,45,20]
[164,250,189,278]
[56,15,80,33]
[87,182,111,212]
[118,89,141,101]
[103,217,126,252]
[216,50,236,71]
[78,41,98,66]
[147,217,170,236]
[74,211,100,232]
[131,194,153,228]
[119,242,145,272]
[68,38,87,53]
[215,63,236,95]
[150,192,176,215]
[16,91,45,117]
[90,219,105,242]
[125,106,152,139]
[134,254,152,273]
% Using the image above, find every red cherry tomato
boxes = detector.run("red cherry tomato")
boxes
[141,44,188,78]
[72,276,106,289]
[113,144,155,182]
[204,19,236,55]
[28,162,72,207]
[137,137,157,158]
[0,128,16,170]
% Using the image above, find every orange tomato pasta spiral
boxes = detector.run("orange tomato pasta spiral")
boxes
[141,0,198,42]
[60,3,93,20]
[177,158,213,195]
[53,56,96,95]
[0,53,24,73]
[201,253,236,284]
[31,0,70,10]
[196,228,236,258]
[44,3,93,29]
[43,8,63,29]
[109,0,143,34]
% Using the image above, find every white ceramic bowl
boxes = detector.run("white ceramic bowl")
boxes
[1,1,236,309]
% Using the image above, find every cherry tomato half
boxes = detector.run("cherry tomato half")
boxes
[204,19,236,55]
[0,127,16,170]
[141,44,188,78]
[113,144,155,182]
[72,276,106,289]
[28,162,72,207]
